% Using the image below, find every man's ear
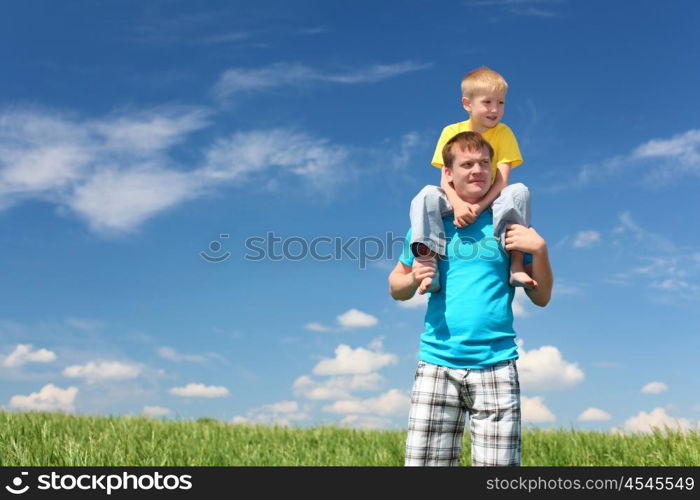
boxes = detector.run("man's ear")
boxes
[462,96,471,113]
[443,166,453,183]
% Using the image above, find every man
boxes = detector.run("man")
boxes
[389,131,553,466]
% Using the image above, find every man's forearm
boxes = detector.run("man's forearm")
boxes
[389,270,419,301]
[525,247,553,307]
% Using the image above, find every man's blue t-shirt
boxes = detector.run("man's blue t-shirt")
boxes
[400,210,520,369]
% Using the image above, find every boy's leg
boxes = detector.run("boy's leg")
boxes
[409,185,452,294]
[465,359,521,466]
[492,183,537,289]
[405,361,467,466]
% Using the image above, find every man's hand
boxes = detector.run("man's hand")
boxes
[504,224,546,255]
[452,201,480,227]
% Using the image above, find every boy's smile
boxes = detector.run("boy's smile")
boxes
[462,91,505,133]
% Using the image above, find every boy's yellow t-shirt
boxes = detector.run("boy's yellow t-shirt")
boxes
[431,120,523,182]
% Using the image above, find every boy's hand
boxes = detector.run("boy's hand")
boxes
[453,202,480,228]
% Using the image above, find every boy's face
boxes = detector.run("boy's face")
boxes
[444,144,492,202]
[462,91,505,133]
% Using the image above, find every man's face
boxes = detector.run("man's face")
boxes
[444,145,492,202]
[462,91,505,133]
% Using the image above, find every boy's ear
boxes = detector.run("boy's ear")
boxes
[462,96,471,113]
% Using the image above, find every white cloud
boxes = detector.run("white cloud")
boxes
[397,293,428,309]
[304,322,333,332]
[633,129,700,157]
[641,381,668,394]
[553,282,582,296]
[609,212,700,300]
[623,407,693,434]
[92,108,210,153]
[10,383,78,412]
[550,129,700,191]
[143,405,171,417]
[306,309,379,333]
[573,230,600,248]
[322,389,409,416]
[230,416,251,425]
[260,401,300,413]
[293,373,384,400]
[198,128,350,190]
[578,407,612,421]
[232,400,309,426]
[2,344,56,367]
[389,132,424,171]
[169,383,229,398]
[312,343,398,376]
[62,361,141,383]
[0,107,209,233]
[64,317,103,331]
[157,346,208,363]
[512,287,530,318]
[521,396,556,423]
[336,309,378,329]
[68,165,200,233]
[465,1,562,18]
[339,415,392,429]
[517,342,584,391]
[212,61,431,100]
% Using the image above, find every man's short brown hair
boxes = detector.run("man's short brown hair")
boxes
[442,131,494,169]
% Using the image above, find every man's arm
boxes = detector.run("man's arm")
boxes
[504,224,553,307]
[388,259,435,301]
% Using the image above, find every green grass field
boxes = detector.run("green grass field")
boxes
[1,411,699,466]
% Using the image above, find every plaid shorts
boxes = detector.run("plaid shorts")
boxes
[405,359,521,466]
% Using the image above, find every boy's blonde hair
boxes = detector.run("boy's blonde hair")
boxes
[461,67,508,99]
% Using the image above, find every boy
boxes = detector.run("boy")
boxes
[410,67,535,294]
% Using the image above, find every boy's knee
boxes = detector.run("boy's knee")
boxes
[411,185,443,206]
[504,183,530,201]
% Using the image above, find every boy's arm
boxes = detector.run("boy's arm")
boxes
[440,168,478,227]
[504,224,553,307]
[473,162,511,214]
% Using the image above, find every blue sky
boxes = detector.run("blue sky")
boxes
[1,0,699,434]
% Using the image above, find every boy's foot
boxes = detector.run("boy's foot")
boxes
[510,271,538,290]
[414,243,441,295]
[417,270,441,294]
